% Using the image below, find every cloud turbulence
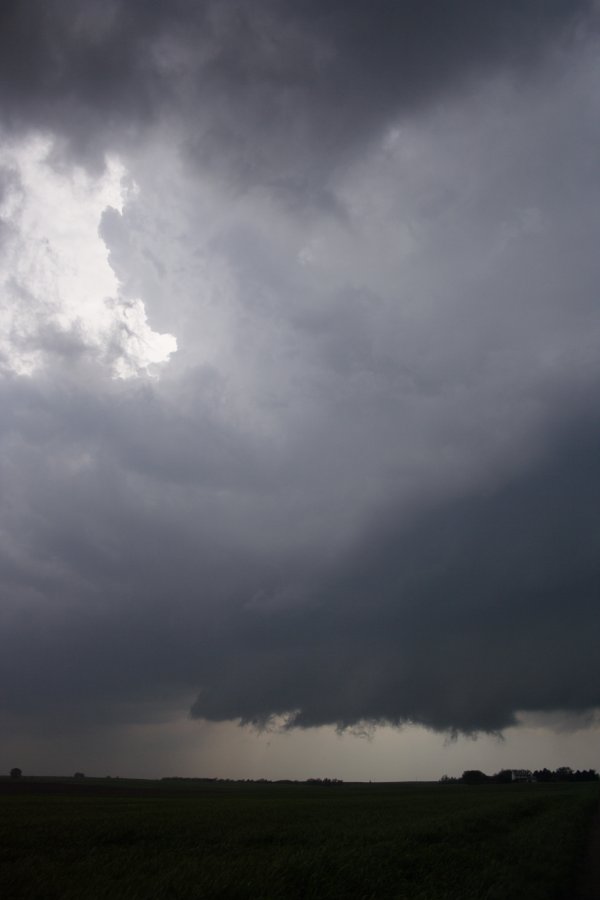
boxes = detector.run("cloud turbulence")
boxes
[1,1,600,766]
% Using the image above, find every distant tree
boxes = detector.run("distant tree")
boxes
[306,777,343,785]
[73,772,85,779]
[493,769,513,784]
[10,767,22,778]
[461,770,489,785]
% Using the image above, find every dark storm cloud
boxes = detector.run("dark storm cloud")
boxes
[1,356,599,734]
[0,0,593,181]
[2,0,600,749]
[186,414,600,733]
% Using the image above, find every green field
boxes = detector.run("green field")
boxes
[0,779,597,899]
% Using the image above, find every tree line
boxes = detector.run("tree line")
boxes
[441,766,599,784]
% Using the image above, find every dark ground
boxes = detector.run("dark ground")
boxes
[0,777,600,900]
[576,797,600,900]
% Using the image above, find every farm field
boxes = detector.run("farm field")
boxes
[0,778,597,899]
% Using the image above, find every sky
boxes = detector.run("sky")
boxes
[1,0,600,781]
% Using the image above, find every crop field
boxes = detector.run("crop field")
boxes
[0,778,597,899]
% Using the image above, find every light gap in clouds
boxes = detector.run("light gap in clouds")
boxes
[0,135,176,378]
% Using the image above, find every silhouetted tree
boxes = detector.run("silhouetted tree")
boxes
[444,765,598,784]
[493,769,513,784]
[10,767,22,778]
[461,770,489,784]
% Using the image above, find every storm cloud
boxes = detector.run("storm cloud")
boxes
[0,0,592,180]
[1,0,600,765]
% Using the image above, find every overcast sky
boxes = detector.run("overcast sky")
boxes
[2,0,600,780]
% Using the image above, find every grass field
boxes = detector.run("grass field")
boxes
[0,778,597,899]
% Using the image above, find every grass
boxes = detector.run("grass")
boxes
[0,779,596,899]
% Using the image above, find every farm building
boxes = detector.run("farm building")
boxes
[510,769,534,782]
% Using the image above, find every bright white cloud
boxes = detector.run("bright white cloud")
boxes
[0,135,176,377]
